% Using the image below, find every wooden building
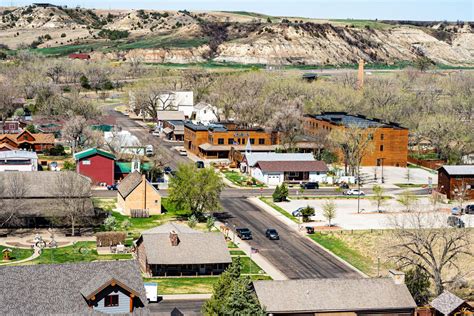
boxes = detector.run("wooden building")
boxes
[304,112,409,167]
[437,165,474,200]
[0,130,54,153]
[74,148,116,186]
[184,122,279,159]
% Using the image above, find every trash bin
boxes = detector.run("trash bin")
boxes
[305,226,315,234]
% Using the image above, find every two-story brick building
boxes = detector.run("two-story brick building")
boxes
[304,112,409,167]
[184,122,279,159]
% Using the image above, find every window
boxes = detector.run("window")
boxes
[241,138,246,144]
[250,138,255,144]
[228,138,234,145]
[217,138,224,145]
[258,138,265,145]
[380,133,384,140]
[155,200,159,204]
[104,295,119,307]
[82,160,91,165]
[380,145,384,152]
[368,134,374,141]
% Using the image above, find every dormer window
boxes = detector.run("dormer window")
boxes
[104,294,119,307]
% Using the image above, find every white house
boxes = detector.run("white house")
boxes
[191,102,218,126]
[104,131,144,156]
[0,150,38,172]
[252,160,328,186]
[129,91,194,119]
[241,152,315,176]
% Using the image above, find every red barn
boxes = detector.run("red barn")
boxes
[74,148,115,186]
[68,53,91,60]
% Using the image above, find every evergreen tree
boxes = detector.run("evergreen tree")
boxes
[405,267,431,306]
[272,184,282,202]
[223,277,265,315]
[280,183,289,201]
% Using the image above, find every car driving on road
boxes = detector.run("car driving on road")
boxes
[343,189,365,196]
[178,149,188,156]
[236,228,252,240]
[300,182,319,189]
[265,228,279,240]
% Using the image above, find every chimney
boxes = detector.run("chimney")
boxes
[169,230,179,246]
[389,269,405,285]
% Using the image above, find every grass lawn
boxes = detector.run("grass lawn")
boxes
[222,170,265,187]
[394,183,426,188]
[235,256,264,275]
[144,277,217,295]
[230,250,246,256]
[260,197,299,223]
[227,241,238,248]
[308,233,374,275]
[25,241,131,265]
[0,245,34,262]
[293,196,392,200]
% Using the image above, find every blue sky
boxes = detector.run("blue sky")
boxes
[3,0,473,21]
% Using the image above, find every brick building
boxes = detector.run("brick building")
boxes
[304,112,409,167]
[184,122,279,159]
[117,171,161,216]
[437,165,474,200]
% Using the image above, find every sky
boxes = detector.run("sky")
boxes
[2,0,473,21]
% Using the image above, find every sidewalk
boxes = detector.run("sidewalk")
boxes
[215,221,287,281]
[248,197,367,277]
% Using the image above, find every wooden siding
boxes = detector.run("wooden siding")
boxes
[437,169,474,200]
[93,286,136,314]
[76,154,115,185]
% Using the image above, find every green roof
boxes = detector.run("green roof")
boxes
[74,148,116,161]
[115,162,151,174]
[91,124,114,132]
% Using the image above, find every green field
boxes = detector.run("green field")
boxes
[0,245,34,262]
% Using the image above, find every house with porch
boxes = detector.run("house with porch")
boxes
[135,222,231,277]
[252,160,328,186]
[241,152,315,176]
[117,171,161,216]
[0,130,54,152]
[0,260,148,314]
[253,277,416,316]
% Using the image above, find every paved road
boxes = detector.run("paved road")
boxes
[148,299,205,315]
[216,197,360,279]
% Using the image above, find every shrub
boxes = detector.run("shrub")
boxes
[206,216,215,232]
[48,144,65,156]
[98,29,129,40]
[188,214,198,228]
[103,216,117,231]
[61,33,66,38]
[62,161,76,171]
[301,206,315,222]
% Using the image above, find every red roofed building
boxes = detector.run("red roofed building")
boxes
[253,160,328,185]
[0,130,54,152]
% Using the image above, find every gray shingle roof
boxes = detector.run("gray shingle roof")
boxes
[139,223,231,265]
[430,291,465,315]
[244,152,315,167]
[440,165,474,176]
[0,260,148,315]
[253,278,416,313]
[118,171,143,198]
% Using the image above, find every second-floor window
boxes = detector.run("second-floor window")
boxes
[218,138,224,145]
[250,138,255,144]
[381,133,384,140]
[259,138,265,145]
[380,145,384,152]
[228,138,234,145]
[104,294,119,307]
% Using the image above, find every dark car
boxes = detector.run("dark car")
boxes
[339,183,349,189]
[236,228,252,240]
[447,216,465,228]
[107,183,118,190]
[265,228,279,240]
[196,161,205,169]
[465,205,474,214]
[300,182,319,189]
[164,166,172,174]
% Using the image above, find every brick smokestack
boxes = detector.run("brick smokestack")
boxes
[169,230,179,246]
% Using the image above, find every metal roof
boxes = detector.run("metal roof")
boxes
[244,152,315,167]
[306,112,405,129]
[74,148,115,161]
[0,150,38,159]
[439,165,474,176]
[255,160,328,173]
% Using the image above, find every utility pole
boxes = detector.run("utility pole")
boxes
[357,160,361,214]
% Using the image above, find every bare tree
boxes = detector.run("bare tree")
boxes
[371,184,386,213]
[269,99,303,151]
[62,116,103,154]
[0,173,29,227]
[0,81,19,133]
[397,190,418,212]
[388,211,472,295]
[53,172,92,236]
[453,179,470,210]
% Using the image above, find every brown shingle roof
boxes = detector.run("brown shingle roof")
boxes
[254,278,416,313]
[118,171,143,198]
[255,160,328,173]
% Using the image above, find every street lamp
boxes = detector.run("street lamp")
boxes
[380,158,385,184]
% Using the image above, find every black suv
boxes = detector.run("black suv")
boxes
[236,228,253,240]
[265,229,279,240]
[300,182,319,189]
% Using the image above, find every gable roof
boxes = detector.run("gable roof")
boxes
[157,111,185,121]
[118,171,143,198]
[439,165,474,176]
[0,132,54,145]
[255,160,328,173]
[80,274,141,300]
[0,150,38,160]
[139,223,231,265]
[253,278,416,313]
[0,260,147,315]
[244,152,315,167]
[74,147,116,161]
[430,291,466,315]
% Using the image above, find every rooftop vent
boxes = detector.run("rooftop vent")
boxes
[169,230,180,246]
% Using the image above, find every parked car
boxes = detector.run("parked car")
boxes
[178,149,188,156]
[151,130,160,136]
[447,215,465,228]
[236,228,252,240]
[49,161,59,171]
[465,205,474,215]
[300,182,319,189]
[344,189,365,196]
[145,145,154,156]
[164,166,172,174]
[339,183,349,189]
[451,207,462,215]
[265,228,280,240]
[196,161,205,168]
[292,207,304,217]
[107,183,118,191]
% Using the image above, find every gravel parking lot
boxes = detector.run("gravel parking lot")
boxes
[276,198,473,230]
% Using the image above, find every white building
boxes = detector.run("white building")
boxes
[0,150,38,172]
[104,131,144,156]
[241,152,315,176]
[191,102,219,126]
[129,91,194,119]
[252,160,329,186]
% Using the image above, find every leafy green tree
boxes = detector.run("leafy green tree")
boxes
[280,183,289,201]
[322,200,336,226]
[169,164,224,218]
[272,184,282,202]
[414,56,433,72]
[62,161,76,171]
[405,266,431,306]
[300,205,315,223]
[223,276,265,315]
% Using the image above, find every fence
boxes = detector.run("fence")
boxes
[130,209,150,218]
